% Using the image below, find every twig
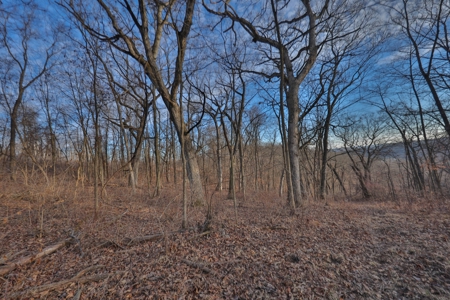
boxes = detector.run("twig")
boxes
[188,231,211,241]
[107,209,128,226]
[72,287,83,300]
[181,259,216,275]
[96,240,125,249]
[198,231,211,237]
[74,265,105,278]
[122,233,164,246]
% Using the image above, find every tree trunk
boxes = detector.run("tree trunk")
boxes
[9,92,24,181]
[213,119,223,191]
[228,154,236,200]
[238,135,245,196]
[286,85,301,207]
[182,131,204,206]
[152,98,161,197]
[171,123,177,185]
[350,165,371,199]
[9,113,17,181]
[254,135,258,192]
[319,116,331,199]
[94,135,100,217]
[328,163,348,198]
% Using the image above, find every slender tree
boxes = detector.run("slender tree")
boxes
[390,0,450,137]
[334,114,389,199]
[0,1,56,180]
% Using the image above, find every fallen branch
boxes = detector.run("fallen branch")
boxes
[188,231,211,242]
[96,240,125,249]
[0,250,26,265]
[106,209,128,226]
[98,231,182,248]
[8,267,123,299]
[72,287,83,300]
[181,259,216,275]
[0,238,73,276]
[122,233,164,246]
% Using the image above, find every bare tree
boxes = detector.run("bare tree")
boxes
[35,75,58,175]
[98,47,152,192]
[316,25,377,199]
[0,1,56,180]
[58,52,93,188]
[203,0,368,209]
[390,0,450,137]
[334,114,389,199]
[61,0,206,206]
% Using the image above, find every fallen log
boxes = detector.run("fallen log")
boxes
[8,267,124,299]
[0,238,73,276]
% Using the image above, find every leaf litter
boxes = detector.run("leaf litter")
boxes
[1,188,450,299]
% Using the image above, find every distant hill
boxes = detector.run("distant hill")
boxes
[331,137,449,160]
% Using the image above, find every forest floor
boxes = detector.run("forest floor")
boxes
[1,182,450,299]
